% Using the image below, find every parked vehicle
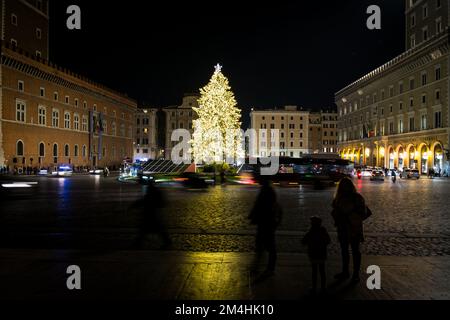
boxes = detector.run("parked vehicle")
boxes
[400,169,411,179]
[370,170,385,181]
[89,168,103,175]
[408,169,420,179]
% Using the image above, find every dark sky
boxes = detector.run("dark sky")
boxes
[49,0,405,117]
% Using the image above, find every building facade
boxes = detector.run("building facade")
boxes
[133,107,159,161]
[0,0,137,171]
[307,111,339,154]
[249,106,338,158]
[163,94,198,160]
[336,0,449,174]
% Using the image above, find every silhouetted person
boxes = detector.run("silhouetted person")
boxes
[302,216,331,294]
[331,177,371,283]
[248,177,282,275]
[131,181,172,249]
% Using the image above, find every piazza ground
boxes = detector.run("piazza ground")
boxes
[1,174,450,299]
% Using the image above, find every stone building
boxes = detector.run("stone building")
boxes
[249,106,338,158]
[0,0,137,171]
[336,0,449,174]
[133,107,159,161]
[163,94,198,160]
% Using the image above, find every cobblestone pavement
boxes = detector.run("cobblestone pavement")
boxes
[1,175,450,256]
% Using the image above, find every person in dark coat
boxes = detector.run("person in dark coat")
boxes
[331,177,371,282]
[130,181,172,249]
[248,177,282,275]
[302,216,331,294]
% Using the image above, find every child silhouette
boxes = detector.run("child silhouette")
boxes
[302,216,331,295]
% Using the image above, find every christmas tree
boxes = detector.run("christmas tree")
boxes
[191,64,244,164]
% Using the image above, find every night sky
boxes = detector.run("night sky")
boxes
[49,0,405,122]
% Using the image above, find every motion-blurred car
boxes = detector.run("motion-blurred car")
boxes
[370,170,385,181]
[38,169,49,176]
[359,169,373,178]
[408,169,420,179]
[51,166,73,177]
[173,172,209,189]
[400,169,410,179]
[89,168,103,175]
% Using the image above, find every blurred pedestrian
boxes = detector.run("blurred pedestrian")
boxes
[103,166,110,177]
[302,216,331,295]
[331,177,372,283]
[248,177,282,276]
[130,181,172,249]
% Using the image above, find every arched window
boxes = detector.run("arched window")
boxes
[64,144,70,157]
[53,144,58,157]
[82,145,87,157]
[16,140,24,156]
[39,142,45,157]
[74,145,79,157]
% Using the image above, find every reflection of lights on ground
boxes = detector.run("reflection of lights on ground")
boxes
[356,179,363,190]
[2,183,32,188]
[1,181,39,188]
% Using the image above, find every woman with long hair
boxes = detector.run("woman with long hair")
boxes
[331,177,371,282]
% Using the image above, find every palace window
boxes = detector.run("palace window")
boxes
[40,87,45,97]
[435,66,441,80]
[18,80,24,92]
[409,78,415,90]
[436,18,443,33]
[111,122,116,135]
[423,27,429,41]
[422,94,427,105]
[409,117,415,131]
[74,114,80,131]
[82,145,87,157]
[82,116,88,131]
[398,119,404,134]
[64,144,70,157]
[422,4,428,19]
[74,145,79,157]
[434,111,442,128]
[421,115,427,130]
[64,112,71,129]
[435,89,441,101]
[11,14,18,26]
[16,100,26,122]
[421,73,427,86]
[410,35,416,48]
[16,140,24,156]
[36,28,42,39]
[38,106,46,125]
[52,109,59,127]
[54,92,58,101]
[39,142,45,157]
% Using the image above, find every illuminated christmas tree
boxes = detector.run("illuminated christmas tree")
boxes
[191,64,244,165]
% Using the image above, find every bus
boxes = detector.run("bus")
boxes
[239,156,354,185]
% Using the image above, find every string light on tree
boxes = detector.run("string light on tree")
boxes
[191,64,244,165]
